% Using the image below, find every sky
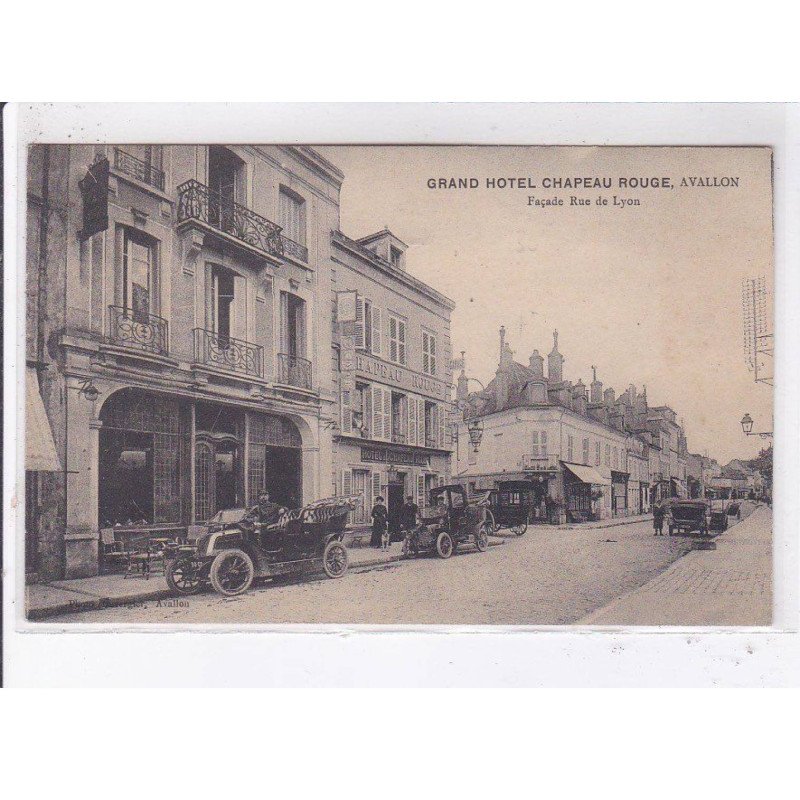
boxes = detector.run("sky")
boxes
[319,146,774,465]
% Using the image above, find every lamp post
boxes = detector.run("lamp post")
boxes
[466,416,484,453]
[740,413,772,439]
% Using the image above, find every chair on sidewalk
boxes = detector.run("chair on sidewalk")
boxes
[124,535,167,580]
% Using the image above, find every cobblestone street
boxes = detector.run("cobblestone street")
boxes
[48,518,696,625]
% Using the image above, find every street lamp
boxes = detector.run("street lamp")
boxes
[740,413,772,439]
[467,416,484,453]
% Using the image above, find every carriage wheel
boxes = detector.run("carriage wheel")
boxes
[323,540,349,579]
[485,510,499,534]
[209,549,254,596]
[166,557,203,596]
[476,524,490,552]
[435,531,454,559]
[512,519,528,536]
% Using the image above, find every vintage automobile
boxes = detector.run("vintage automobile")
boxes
[666,499,712,536]
[165,495,360,597]
[480,483,531,536]
[405,484,491,559]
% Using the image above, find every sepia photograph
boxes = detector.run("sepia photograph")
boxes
[19,140,774,626]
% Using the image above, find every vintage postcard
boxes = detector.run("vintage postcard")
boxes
[18,138,774,627]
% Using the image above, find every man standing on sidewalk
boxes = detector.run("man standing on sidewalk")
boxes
[653,502,665,536]
[400,495,419,556]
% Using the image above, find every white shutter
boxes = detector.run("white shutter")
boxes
[389,317,398,363]
[422,332,430,374]
[354,295,365,350]
[381,388,391,441]
[417,400,424,448]
[438,403,446,448]
[371,386,382,440]
[417,473,426,509]
[408,396,417,446]
[371,306,382,356]
[364,386,372,438]
[232,275,247,342]
[342,468,353,496]
[371,471,382,510]
[340,387,352,435]
[398,321,406,365]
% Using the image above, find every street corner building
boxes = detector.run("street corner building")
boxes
[454,328,690,525]
[24,144,454,582]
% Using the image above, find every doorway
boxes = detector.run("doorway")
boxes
[387,473,406,539]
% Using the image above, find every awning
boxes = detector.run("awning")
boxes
[26,367,62,472]
[562,462,610,485]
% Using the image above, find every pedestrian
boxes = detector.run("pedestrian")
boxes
[400,494,419,556]
[370,495,388,548]
[653,502,665,536]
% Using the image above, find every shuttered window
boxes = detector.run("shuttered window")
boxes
[422,331,437,375]
[279,187,306,246]
[371,386,391,442]
[389,315,407,365]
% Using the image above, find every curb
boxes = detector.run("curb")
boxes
[29,539,508,620]
[558,516,653,531]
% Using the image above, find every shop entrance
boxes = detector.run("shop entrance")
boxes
[387,472,407,538]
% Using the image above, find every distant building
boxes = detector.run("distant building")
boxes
[455,328,690,523]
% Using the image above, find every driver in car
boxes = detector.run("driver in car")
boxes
[244,489,286,528]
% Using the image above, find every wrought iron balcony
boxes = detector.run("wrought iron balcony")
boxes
[107,305,169,356]
[113,148,165,191]
[280,234,308,263]
[193,328,263,378]
[277,353,312,390]
[177,180,284,262]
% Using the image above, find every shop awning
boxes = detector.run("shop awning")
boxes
[26,367,61,472]
[562,462,610,485]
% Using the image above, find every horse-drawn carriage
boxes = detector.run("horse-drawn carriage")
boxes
[165,495,360,597]
[478,482,532,536]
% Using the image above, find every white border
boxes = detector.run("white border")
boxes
[4,103,798,686]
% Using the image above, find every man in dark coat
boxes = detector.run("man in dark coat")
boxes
[653,502,665,536]
[370,496,388,548]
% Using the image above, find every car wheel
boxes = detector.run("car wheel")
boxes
[323,540,349,579]
[436,531,454,559]
[166,557,203,596]
[209,549,254,596]
[476,524,489,552]
[512,520,528,536]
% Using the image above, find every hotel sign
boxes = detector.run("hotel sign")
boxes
[355,354,448,400]
[361,445,430,467]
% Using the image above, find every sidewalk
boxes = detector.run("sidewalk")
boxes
[577,505,772,626]
[25,537,506,621]
[556,513,652,531]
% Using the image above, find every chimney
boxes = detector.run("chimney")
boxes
[547,329,564,383]
[574,380,588,416]
[590,365,603,404]
[604,387,616,407]
[495,327,511,410]
[528,349,544,378]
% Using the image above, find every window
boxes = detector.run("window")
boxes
[355,296,381,356]
[422,331,437,375]
[390,246,402,268]
[595,441,601,466]
[212,266,235,342]
[280,292,307,358]
[567,435,574,463]
[388,315,407,365]
[208,146,244,229]
[391,392,407,443]
[605,444,611,466]
[532,430,548,457]
[613,447,619,469]
[122,228,158,318]
[279,187,306,246]
[582,438,590,465]
[424,402,437,448]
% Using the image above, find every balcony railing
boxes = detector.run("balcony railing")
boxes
[177,180,284,261]
[280,234,308,263]
[276,353,312,390]
[193,328,263,378]
[107,305,169,356]
[113,148,165,191]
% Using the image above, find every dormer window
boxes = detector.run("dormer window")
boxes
[390,245,403,268]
